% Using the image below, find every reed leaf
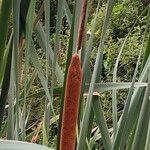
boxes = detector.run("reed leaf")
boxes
[131,71,150,149]
[0,0,12,85]
[92,96,111,150]
[64,0,72,28]
[34,23,64,84]
[43,0,50,145]
[0,36,13,131]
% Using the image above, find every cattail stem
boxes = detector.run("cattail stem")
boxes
[76,0,88,52]
[60,53,82,150]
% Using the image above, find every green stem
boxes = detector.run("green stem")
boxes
[0,0,12,84]
[0,38,12,131]
[141,34,150,70]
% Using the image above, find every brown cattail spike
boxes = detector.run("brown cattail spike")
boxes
[60,53,82,150]
[76,0,88,52]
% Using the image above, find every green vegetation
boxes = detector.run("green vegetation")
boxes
[0,0,150,150]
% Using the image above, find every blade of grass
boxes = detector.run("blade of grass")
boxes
[34,22,64,84]
[141,33,150,70]
[52,0,65,103]
[64,0,72,28]
[30,41,55,117]
[0,37,12,131]
[112,39,126,138]
[89,127,100,149]
[11,46,18,140]
[19,87,62,101]
[73,0,82,52]
[92,95,111,150]
[22,0,36,140]
[86,138,91,150]
[90,127,114,146]
[141,5,150,70]
[131,71,150,149]
[19,70,38,100]
[0,0,12,85]
[126,120,137,150]
[12,0,21,140]
[86,82,147,92]
[86,107,94,140]
[85,99,95,150]
[7,34,15,140]
[145,119,150,150]
[43,0,51,145]
[22,82,147,101]
[112,30,141,138]
[7,72,15,140]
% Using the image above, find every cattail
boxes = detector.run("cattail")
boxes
[60,53,82,150]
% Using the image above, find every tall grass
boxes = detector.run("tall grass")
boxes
[0,0,150,150]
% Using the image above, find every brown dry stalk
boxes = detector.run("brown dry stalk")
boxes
[19,36,25,87]
[76,0,88,52]
[31,122,42,143]
[60,53,82,150]
[33,1,44,27]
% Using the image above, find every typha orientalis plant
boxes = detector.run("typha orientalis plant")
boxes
[59,0,87,150]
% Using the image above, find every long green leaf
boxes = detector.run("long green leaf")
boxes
[141,5,150,70]
[73,0,82,52]
[43,0,51,146]
[64,0,72,28]
[52,0,65,99]
[21,82,147,100]
[34,23,64,84]
[93,96,111,150]
[0,36,12,131]
[30,41,55,116]
[7,34,15,140]
[0,0,12,85]
[86,82,147,92]
[77,1,117,148]
[12,0,21,140]
[22,0,36,140]
[131,72,150,149]
[145,119,150,150]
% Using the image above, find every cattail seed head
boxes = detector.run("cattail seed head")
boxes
[60,53,82,150]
